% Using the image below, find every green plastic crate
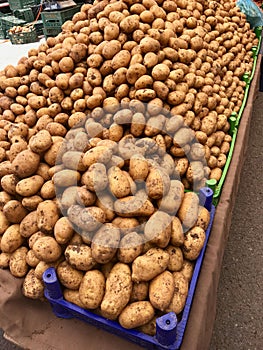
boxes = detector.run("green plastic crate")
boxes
[8,0,40,11]
[43,26,61,38]
[41,5,81,28]
[13,8,35,23]
[33,19,43,35]
[8,27,38,44]
[0,15,26,38]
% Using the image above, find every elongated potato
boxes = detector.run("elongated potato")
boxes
[166,271,189,314]
[79,270,105,309]
[108,166,131,198]
[196,206,210,230]
[132,248,170,282]
[114,191,155,217]
[9,246,28,277]
[22,269,45,299]
[177,192,199,230]
[146,167,171,200]
[129,154,149,182]
[101,262,132,320]
[0,210,9,235]
[157,180,184,214]
[166,245,184,272]
[170,217,184,246]
[149,271,175,311]
[144,211,172,248]
[20,211,38,238]
[83,146,112,167]
[119,301,155,329]
[54,217,74,244]
[37,200,60,233]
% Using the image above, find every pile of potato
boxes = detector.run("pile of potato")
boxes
[0,0,259,333]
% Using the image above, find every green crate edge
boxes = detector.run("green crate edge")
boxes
[8,27,38,44]
[235,26,262,127]
[8,0,40,11]
[43,26,62,38]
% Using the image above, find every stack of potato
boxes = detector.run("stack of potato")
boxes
[0,0,259,333]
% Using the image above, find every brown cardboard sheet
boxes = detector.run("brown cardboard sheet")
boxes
[0,56,261,350]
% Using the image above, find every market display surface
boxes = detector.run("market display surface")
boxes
[0,0,262,348]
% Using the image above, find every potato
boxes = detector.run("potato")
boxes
[157,180,184,214]
[101,262,132,320]
[1,224,24,253]
[82,163,108,193]
[170,217,184,246]
[37,200,59,234]
[166,245,184,271]
[166,271,189,314]
[22,195,43,211]
[196,206,210,230]
[32,236,62,263]
[108,166,131,199]
[186,161,205,184]
[83,146,112,167]
[119,301,155,329]
[65,244,97,271]
[114,191,155,217]
[12,149,40,178]
[9,246,28,277]
[117,232,144,263]
[132,248,169,282]
[57,261,83,290]
[146,167,170,200]
[3,200,28,223]
[15,175,44,197]
[95,193,115,222]
[79,270,105,309]
[138,316,157,336]
[149,270,175,311]
[112,217,140,234]
[91,224,121,264]
[209,167,222,182]
[53,169,81,187]
[67,205,105,232]
[144,211,172,248]
[178,192,199,230]
[182,226,206,260]
[54,217,74,244]
[20,211,38,238]
[22,269,45,299]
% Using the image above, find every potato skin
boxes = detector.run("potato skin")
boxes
[196,206,210,230]
[12,150,40,178]
[101,262,132,320]
[9,246,28,277]
[144,211,172,248]
[36,200,60,233]
[16,175,44,197]
[64,244,97,271]
[79,270,105,309]
[149,271,175,311]
[22,269,45,299]
[178,192,199,230]
[119,301,155,329]
[146,167,171,200]
[132,248,170,282]
[166,271,189,314]
[32,236,62,263]
[91,224,121,264]
[182,226,206,260]
[130,281,149,302]
[157,180,184,214]
[57,261,83,290]
[54,217,74,244]
[20,211,38,238]
[1,224,24,253]
[117,232,144,263]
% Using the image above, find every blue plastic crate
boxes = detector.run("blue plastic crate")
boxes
[43,187,215,350]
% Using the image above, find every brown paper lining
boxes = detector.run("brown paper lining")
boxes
[0,56,261,350]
